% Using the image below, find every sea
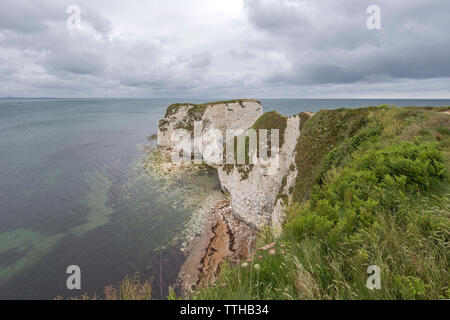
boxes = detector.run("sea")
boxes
[0,98,449,299]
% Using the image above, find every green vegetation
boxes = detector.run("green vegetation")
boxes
[293,107,374,202]
[223,111,288,179]
[158,118,169,132]
[277,112,312,202]
[192,106,450,300]
[252,111,288,148]
[60,273,153,300]
[103,274,153,300]
[174,104,208,132]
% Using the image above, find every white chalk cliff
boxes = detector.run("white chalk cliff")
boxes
[157,100,262,148]
[156,100,311,231]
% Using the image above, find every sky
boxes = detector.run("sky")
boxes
[0,0,449,98]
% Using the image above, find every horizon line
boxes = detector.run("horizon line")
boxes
[2,97,450,100]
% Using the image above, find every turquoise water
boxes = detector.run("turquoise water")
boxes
[0,98,449,299]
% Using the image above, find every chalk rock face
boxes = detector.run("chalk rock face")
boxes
[156,99,312,231]
[157,105,192,148]
[217,113,311,230]
[157,100,263,149]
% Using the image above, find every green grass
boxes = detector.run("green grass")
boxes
[223,111,289,179]
[251,111,288,148]
[192,106,450,300]
[59,273,153,300]
[292,107,374,202]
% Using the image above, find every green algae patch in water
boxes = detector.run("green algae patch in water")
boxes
[119,154,223,252]
[0,229,63,286]
[71,171,114,236]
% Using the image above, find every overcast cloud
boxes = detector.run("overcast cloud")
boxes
[0,0,449,98]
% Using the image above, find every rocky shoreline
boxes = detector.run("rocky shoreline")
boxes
[177,199,256,294]
[144,145,257,294]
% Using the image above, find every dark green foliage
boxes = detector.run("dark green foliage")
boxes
[224,111,288,180]
[252,111,288,148]
[293,107,372,202]
[287,141,445,245]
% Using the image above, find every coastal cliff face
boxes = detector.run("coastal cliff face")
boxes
[218,112,312,230]
[156,99,312,232]
[157,100,263,149]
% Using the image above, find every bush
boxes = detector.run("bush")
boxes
[287,141,445,247]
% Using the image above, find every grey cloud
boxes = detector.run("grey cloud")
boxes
[244,0,312,32]
[188,51,213,68]
[0,0,111,37]
[0,0,449,98]
[244,0,450,86]
[229,49,257,60]
[45,48,106,75]
[0,0,64,33]
[82,6,113,36]
[0,60,17,75]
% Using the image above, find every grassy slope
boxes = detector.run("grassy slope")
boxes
[192,105,450,300]
[223,111,288,178]
[251,111,288,148]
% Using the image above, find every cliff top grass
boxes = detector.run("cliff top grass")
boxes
[223,111,289,179]
[252,110,288,148]
[165,99,261,118]
[293,105,450,202]
[292,107,374,202]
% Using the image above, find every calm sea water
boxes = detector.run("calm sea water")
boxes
[0,98,449,299]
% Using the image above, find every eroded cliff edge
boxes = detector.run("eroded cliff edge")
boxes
[218,111,313,231]
[154,99,313,290]
[156,99,312,232]
[157,99,263,149]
